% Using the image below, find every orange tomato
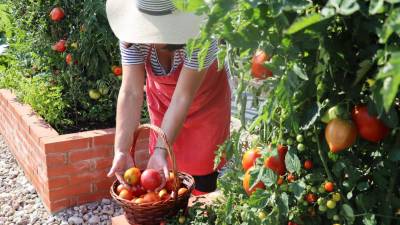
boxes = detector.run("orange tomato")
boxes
[119,189,133,201]
[143,192,161,203]
[325,118,357,153]
[242,147,261,171]
[123,167,141,185]
[243,168,265,195]
[251,50,273,79]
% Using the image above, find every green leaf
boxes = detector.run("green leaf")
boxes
[277,192,289,216]
[353,60,373,86]
[285,147,301,174]
[326,0,360,15]
[174,0,206,12]
[363,214,377,225]
[341,204,355,224]
[286,13,326,34]
[376,52,400,111]
[292,63,308,80]
[289,180,306,200]
[261,168,278,187]
[379,8,400,43]
[356,181,370,191]
[369,0,385,15]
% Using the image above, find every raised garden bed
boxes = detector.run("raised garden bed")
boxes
[0,89,150,213]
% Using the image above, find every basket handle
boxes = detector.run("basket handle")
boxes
[130,124,179,198]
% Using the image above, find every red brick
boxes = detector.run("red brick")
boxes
[47,161,92,177]
[49,183,92,201]
[69,146,112,162]
[95,157,113,170]
[69,170,107,186]
[49,199,72,213]
[48,176,70,190]
[46,153,67,168]
[94,178,114,192]
[92,130,115,146]
[41,136,91,153]
[28,117,58,143]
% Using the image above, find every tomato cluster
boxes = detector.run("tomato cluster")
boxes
[116,167,188,204]
[324,105,390,153]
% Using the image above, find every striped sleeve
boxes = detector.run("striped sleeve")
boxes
[119,42,145,65]
[184,39,218,70]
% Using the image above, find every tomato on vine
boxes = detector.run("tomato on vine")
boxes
[243,168,265,195]
[332,193,341,202]
[304,160,313,170]
[306,193,317,204]
[251,50,273,79]
[242,147,261,171]
[352,105,390,143]
[324,182,334,192]
[325,118,357,153]
[50,7,65,22]
[327,200,337,209]
[287,173,296,183]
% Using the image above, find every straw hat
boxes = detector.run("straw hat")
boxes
[106,0,204,44]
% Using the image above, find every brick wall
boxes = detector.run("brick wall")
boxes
[0,89,150,213]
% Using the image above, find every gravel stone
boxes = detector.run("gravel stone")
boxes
[0,135,123,224]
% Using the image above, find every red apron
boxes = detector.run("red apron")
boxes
[145,46,231,176]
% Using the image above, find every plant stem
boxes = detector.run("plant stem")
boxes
[314,127,334,181]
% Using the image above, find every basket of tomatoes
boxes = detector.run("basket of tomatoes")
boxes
[110,124,195,225]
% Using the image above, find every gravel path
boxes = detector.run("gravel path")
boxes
[0,135,124,225]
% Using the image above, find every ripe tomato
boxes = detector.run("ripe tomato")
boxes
[112,66,123,76]
[306,193,317,204]
[119,189,133,201]
[324,182,334,192]
[277,176,284,185]
[143,192,161,203]
[242,147,261,171]
[50,7,65,22]
[116,184,127,194]
[352,105,389,143]
[52,40,67,53]
[287,173,296,183]
[141,169,162,191]
[131,185,146,197]
[304,160,313,170]
[66,53,72,65]
[325,118,357,153]
[123,167,141,185]
[251,50,273,79]
[264,156,286,175]
[243,168,265,195]
[288,221,298,225]
[277,145,288,161]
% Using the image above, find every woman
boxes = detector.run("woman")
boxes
[106,0,231,195]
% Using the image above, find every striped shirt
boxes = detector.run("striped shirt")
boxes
[120,40,218,76]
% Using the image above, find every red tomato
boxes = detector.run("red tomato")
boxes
[50,7,65,22]
[119,189,134,201]
[277,176,284,185]
[324,182,334,192]
[264,156,286,175]
[243,168,265,195]
[288,222,298,225]
[123,167,141,186]
[304,160,313,170]
[277,144,288,161]
[143,192,161,203]
[52,40,67,53]
[242,148,261,171]
[287,173,296,183]
[352,105,389,143]
[131,185,146,197]
[306,193,317,204]
[141,169,162,191]
[113,66,122,76]
[66,53,72,65]
[325,118,357,153]
[251,50,273,79]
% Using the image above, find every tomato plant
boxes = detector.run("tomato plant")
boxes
[176,0,400,224]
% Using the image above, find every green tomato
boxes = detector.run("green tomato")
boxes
[318,186,326,194]
[317,198,325,205]
[327,200,337,209]
[311,136,317,143]
[89,89,101,100]
[297,143,306,152]
[319,205,327,212]
[332,193,341,202]
[296,134,304,142]
[303,201,309,206]
[287,138,294,145]
[333,215,340,221]
[258,211,267,220]
[311,187,317,193]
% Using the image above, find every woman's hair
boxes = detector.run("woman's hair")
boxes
[122,42,185,51]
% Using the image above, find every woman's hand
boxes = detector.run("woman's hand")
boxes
[107,151,134,186]
[146,147,169,191]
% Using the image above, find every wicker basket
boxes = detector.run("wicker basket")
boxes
[110,124,195,225]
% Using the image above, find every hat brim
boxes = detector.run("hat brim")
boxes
[106,0,204,44]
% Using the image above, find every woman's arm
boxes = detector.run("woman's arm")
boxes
[108,64,146,177]
[147,66,207,179]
